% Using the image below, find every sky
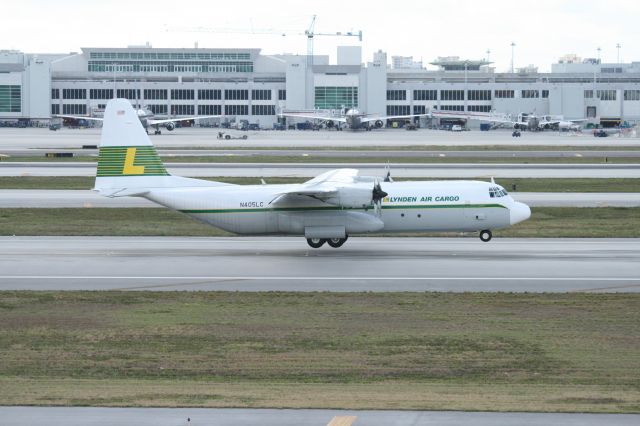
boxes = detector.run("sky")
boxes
[3,0,640,72]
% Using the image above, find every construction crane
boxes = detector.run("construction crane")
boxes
[303,15,363,66]
[167,15,362,67]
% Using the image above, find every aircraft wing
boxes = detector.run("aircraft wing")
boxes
[148,115,222,126]
[360,113,427,123]
[278,112,348,123]
[54,115,104,121]
[270,168,360,204]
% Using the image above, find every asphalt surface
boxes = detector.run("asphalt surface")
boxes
[1,189,639,208]
[1,237,638,292]
[4,147,640,158]
[3,162,640,178]
[1,127,639,148]
[1,407,638,426]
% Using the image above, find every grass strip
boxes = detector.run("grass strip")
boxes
[0,291,638,412]
[0,207,638,237]
[2,176,640,193]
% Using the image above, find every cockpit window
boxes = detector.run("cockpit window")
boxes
[489,186,508,198]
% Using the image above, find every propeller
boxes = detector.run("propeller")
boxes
[372,179,388,215]
[383,163,394,183]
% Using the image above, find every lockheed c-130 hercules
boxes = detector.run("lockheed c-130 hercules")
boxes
[95,98,531,248]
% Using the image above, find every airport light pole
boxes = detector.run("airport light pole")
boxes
[510,42,515,73]
[616,43,621,63]
[597,47,601,63]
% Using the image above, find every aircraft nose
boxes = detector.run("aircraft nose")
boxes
[510,202,531,225]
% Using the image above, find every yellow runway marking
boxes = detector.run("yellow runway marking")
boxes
[327,415,357,426]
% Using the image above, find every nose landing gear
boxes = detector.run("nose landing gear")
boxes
[479,230,492,242]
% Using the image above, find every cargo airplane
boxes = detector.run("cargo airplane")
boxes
[95,98,531,247]
[279,108,427,131]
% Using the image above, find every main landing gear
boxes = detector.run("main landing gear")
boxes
[479,229,492,242]
[306,236,349,248]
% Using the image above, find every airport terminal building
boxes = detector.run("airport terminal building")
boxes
[2,45,640,128]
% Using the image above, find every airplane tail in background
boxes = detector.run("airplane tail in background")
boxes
[94,98,228,197]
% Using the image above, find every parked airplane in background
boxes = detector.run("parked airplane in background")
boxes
[431,110,587,131]
[95,99,531,247]
[57,105,221,134]
[279,108,427,131]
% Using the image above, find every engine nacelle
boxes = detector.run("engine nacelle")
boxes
[325,120,335,128]
[514,123,525,130]
[326,186,374,209]
[374,120,384,128]
[164,122,175,131]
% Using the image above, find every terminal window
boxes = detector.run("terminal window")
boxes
[63,89,86,100]
[521,90,539,98]
[584,90,594,99]
[542,90,549,98]
[198,105,222,115]
[51,104,60,115]
[90,89,113,100]
[467,90,491,101]
[148,104,168,115]
[225,90,249,101]
[413,90,437,101]
[0,85,21,112]
[597,90,616,101]
[198,89,221,100]
[624,90,640,101]
[495,90,514,98]
[171,89,194,100]
[278,89,286,100]
[386,105,410,115]
[252,89,271,101]
[315,87,358,109]
[116,89,140,100]
[51,89,60,99]
[145,89,168,100]
[413,105,426,115]
[440,105,464,111]
[62,104,86,115]
[171,104,195,115]
[440,90,464,101]
[387,90,406,101]
[225,104,249,115]
[468,105,491,112]
[252,105,276,115]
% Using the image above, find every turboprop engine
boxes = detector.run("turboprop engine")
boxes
[325,182,388,210]
[164,122,176,131]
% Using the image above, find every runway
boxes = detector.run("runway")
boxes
[1,407,638,426]
[1,237,638,292]
[3,161,640,177]
[2,189,639,208]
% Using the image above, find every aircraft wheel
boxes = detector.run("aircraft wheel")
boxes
[154,130,161,135]
[479,230,492,242]
[225,134,231,140]
[327,236,348,248]
[306,238,326,248]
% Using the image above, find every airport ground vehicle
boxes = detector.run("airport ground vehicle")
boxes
[217,131,248,140]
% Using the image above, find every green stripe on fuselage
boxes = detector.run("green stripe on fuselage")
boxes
[179,204,507,214]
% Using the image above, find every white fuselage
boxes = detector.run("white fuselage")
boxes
[143,180,529,236]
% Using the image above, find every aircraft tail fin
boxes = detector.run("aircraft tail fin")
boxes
[94,98,227,197]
